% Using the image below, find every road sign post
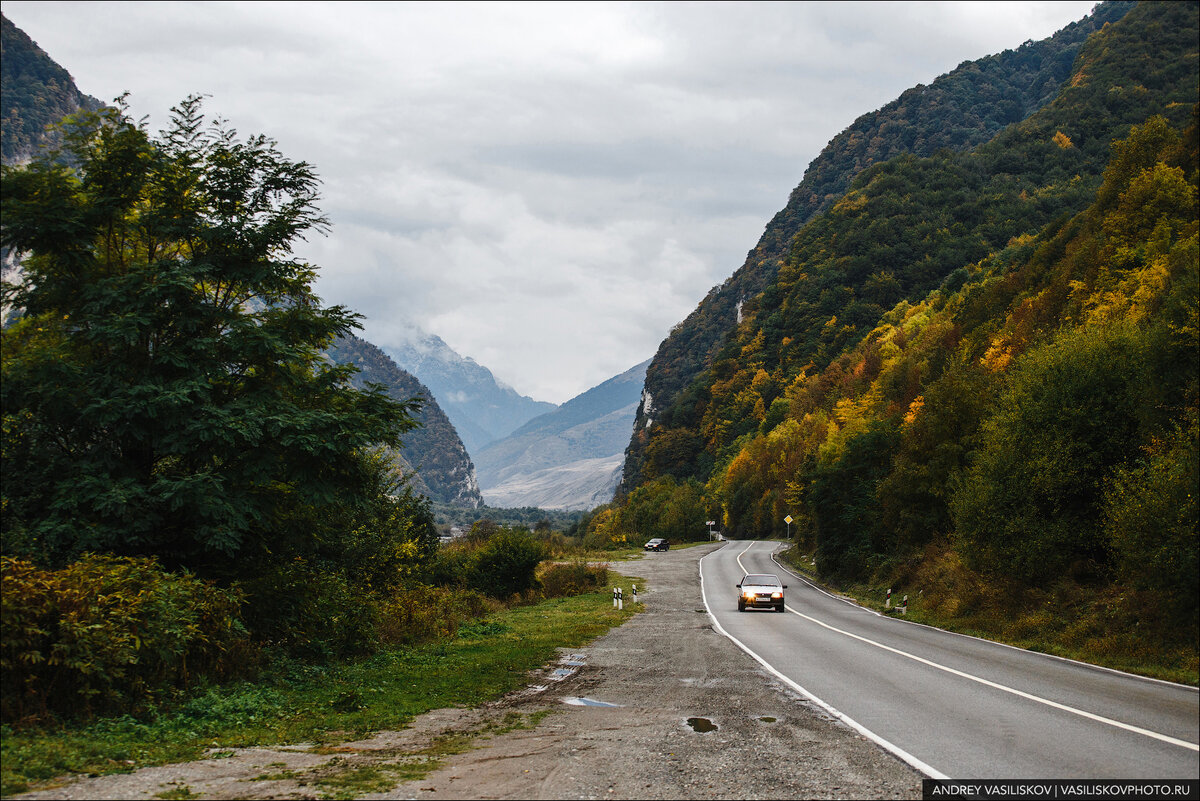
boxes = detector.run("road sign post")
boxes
[784,514,793,540]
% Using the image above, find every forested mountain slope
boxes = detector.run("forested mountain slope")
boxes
[621,0,1135,492]
[594,0,1197,674]
[1,13,104,165]
[327,335,484,508]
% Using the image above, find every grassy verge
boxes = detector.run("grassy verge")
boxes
[777,547,1198,686]
[0,575,644,797]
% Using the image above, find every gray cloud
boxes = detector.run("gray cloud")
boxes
[5,1,1093,402]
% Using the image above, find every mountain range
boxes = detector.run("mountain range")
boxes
[325,334,484,507]
[473,359,649,509]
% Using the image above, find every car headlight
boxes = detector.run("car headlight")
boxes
[771,592,783,599]
[742,590,755,599]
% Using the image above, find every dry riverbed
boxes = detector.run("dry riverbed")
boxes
[16,543,921,800]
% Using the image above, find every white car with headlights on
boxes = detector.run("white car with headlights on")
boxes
[736,573,787,612]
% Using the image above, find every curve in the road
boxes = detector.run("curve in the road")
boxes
[699,543,949,780]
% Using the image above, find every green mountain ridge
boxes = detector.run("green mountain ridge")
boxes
[1,13,104,165]
[621,0,1136,492]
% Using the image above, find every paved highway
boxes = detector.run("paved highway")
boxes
[700,540,1200,780]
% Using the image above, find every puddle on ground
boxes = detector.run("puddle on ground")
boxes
[562,697,623,708]
[687,717,718,733]
[759,716,777,723]
[561,660,587,667]
[549,668,575,679]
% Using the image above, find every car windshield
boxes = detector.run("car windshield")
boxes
[743,574,779,586]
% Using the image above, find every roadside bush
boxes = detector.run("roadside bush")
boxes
[237,558,378,662]
[376,585,492,646]
[540,561,609,599]
[1,555,251,725]
[425,527,547,601]
[467,528,546,599]
[423,541,477,588]
[1104,419,1199,632]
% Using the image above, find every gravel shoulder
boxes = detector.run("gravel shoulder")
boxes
[15,542,922,800]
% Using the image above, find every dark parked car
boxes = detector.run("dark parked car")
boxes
[643,538,669,551]
[737,573,787,612]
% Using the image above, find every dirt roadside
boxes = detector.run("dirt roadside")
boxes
[15,542,922,800]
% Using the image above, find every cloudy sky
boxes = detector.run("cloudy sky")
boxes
[5,1,1094,403]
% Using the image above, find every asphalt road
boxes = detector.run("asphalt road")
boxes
[701,540,1200,781]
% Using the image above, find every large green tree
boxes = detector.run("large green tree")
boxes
[1,97,419,579]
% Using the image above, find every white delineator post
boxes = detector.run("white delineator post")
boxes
[886,588,892,609]
[617,587,624,610]
[613,587,619,608]
[632,584,638,603]
[900,594,908,615]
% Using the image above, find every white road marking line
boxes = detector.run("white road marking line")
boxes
[734,543,1200,754]
[768,549,1200,693]
[709,544,949,780]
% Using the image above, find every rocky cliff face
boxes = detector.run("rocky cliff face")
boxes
[327,334,484,508]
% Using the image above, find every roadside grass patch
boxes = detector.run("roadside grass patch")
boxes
[153,782,200,800]
[0,577,642,797]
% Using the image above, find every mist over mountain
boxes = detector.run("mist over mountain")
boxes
[474,359,649,510]
[383,329,555,455]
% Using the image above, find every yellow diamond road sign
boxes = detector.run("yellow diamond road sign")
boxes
[784,515,793,524]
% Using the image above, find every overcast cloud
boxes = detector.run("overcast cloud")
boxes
[4,1,1094,403]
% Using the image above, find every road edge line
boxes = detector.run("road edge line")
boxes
[699,545,950,781]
